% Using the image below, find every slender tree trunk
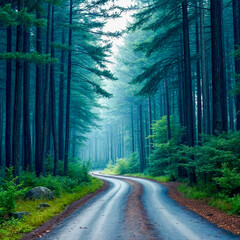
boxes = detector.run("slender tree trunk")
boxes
[200,0,210,134]
[154,97,156,121]
[5,26,12,169]
[195,8,202,142]
[148,97,153,152]
[95,136,97,162]
[35,10,43,176]
[233,0,240,130]
[0,98,3,167]
[182,0,194,146]
[106,129,109,162]
[50,6,59,176]
[13,0,24,177]
[42,3,52,175]
[138,103,145,172]
[178,61,183,126]
[71,129,76,158]
[131,104,135,153]
[121,119,124,158]
[58,29,65,162]
[165,80,171,141]
[211,0,227,134]
[226,36,234,131]
[64,0,73,175]
[23,29,32,171]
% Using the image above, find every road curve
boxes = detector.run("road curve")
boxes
[115,175,240,240]
[38,175,131,240]
[38,174,240,240]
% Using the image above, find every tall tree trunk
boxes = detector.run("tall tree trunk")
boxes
[138,103,145,172]
[165,80,171,141]
[121,119,124,158]
[211,0,227,134]
[195,8,202,142]
[131,104,135,153]
[5,26,12,169]
[182,0,194,146]
[13,0,24,177]
[200,0,210,135]
[64,0,73,175]
[58,29,65,162]
[178,61,183,126]
[35,10,43,176]
[233,0,240,130]
[0,97,3,167]
[23,29,32,171]
[42,3,52,175]
[226,36,235,131]
[148,97,153,152]
[50,6,59,176]
[106,129,109,162]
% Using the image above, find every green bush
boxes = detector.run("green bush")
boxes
[230,195,240,215]
[0,169,23,221]
[214,165,240,196]
[38,175,62,197]
[103,153,140,175]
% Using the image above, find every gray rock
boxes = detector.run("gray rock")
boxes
[37,203,50,209]
[25,187,54,200]
[11,211,31,219]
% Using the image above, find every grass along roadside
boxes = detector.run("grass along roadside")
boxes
[178,183,240,216]
[123,173,171,183]
[101,169,171,182]
[0,177,103,240]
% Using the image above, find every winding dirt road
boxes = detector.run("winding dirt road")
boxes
[37,174,240,240]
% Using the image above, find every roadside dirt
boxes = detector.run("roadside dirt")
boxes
[123,179,159,240]
[160,181,240,235]
[22,180,109,240]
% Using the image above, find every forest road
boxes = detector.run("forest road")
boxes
[38,174,240,240]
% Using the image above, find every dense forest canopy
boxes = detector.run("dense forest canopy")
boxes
[0,0,239,192]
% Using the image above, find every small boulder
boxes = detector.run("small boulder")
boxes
[37,203,50,210]
[25,187,54,200]
[11,211,31,219]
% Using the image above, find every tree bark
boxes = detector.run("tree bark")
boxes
[50,6,59,176]
[5,26,12,169]
[13,0,24,177]
[42,3,52,175]
[232,0,240,130]
[148,97,153,151]
[0,98,3,167]
[23,29,32,171]
[131,104,135,153]
[165,80,171,141]
[138,103,145,172]
[200,0,210,135]
[195,7,202,142]
[182,0,194,146]
[64,0,73,175]
[211,0,227,134]
[35,10,44,176]
[58,29,65,162]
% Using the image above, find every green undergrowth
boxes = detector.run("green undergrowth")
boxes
[178,183,240,216]
[0,177,103,240]
[124,173,171,183]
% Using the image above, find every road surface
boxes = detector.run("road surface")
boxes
[38,174,240,240]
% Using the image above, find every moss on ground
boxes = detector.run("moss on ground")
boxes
[0,177,103,240]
